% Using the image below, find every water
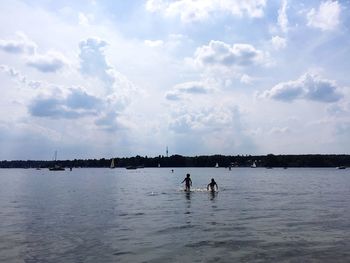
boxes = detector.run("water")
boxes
[1,168,350,262]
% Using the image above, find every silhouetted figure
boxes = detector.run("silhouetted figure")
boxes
[207,178,218,192]
[181,173,192,192]
[171,169,174,173]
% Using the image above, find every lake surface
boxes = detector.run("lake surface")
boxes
[1,167,350,262]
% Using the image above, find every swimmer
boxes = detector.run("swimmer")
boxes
[207,178,218,192]
[181,173,192,191]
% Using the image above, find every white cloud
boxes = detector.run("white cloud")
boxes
[0,64,42,88]
[167,105,256,153]
[271,35,287,50]
[278,0,288,33]
[326,102,350,116]
[78,37,139,124]
[144,39,164,47]
[262,73,343,103]
[194,40,268,69]
[79,38,109,79]
[79,37,137,98]
[307,1,341,31]
[165,81,212,101]
[28,87,101,119]
[78,12,90,26]
[26,51,68,73]
[240,74,254,84]
[145,0,267,23]
[0,33,36,54]
[269,126,290,135]
[0,64,26,83]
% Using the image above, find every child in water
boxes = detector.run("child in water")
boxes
[207,178,218,192]
[181,173,192,191]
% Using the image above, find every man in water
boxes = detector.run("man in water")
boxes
[181,173,192,191]
[207,178,218,192]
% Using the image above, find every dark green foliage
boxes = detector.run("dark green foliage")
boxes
[1,154,350,168]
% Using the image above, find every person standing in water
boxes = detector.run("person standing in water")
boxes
[181,173,192,191]
[207,178,218,192]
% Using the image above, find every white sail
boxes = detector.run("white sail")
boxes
[251,161,257,168]
[215,162,219,168]
[110,158,115,169]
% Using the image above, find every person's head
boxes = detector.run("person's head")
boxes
[186,173,190,178]
[211,178,215,183]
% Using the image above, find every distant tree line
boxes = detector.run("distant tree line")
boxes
[0,154,350,168]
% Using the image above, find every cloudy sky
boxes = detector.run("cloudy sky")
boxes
[1,0,350,160]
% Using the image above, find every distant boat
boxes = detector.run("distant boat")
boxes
[110,158,115,169]
[251,161,257,168]
[158,163,161,168]
[49,151,65,171]
[215,162,219,168]
[337,166,346,169]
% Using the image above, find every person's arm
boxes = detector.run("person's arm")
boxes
[181,178,185,183]
[216,183,218,191]
[190,179,192,186]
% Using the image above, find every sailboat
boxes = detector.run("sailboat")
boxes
[110,158,115,169]
[215,162,219,168]
[49,151,65,171]
[251,161,257,168]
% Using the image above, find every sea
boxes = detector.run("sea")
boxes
[0,167,350,263]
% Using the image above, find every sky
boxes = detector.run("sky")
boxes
[1,0,350,160]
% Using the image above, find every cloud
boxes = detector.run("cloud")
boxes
[29,88,101,119]
[0,64,26,83]
[0,34,67,74]
[269,127,290,135]
[78,12,90,26]
[145,0,267,23]
[165,92,181,101]
[307,1,341,31]
[165,81,213,101]
[167,105,256,153]
[336,122,350,136]
[240,74,254,84]
[78,37,137,97]
[79,38,112,84]
[0,33,36,54]
[168,106,237,133]
[262,73,343,103]
[144,34,192,52]
[26,52,68,73]
[326,103,350,116]
[194,40,268,69]
[94,111,123,132]
[144,39,164,47]
[66,88,101,109]
[277,0,288,33]
[0,64,42,88]
[271,36,287,50]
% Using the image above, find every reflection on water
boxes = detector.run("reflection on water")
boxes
[209,190,218,200]
[185,191,191,201]
[1,167,350,262]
